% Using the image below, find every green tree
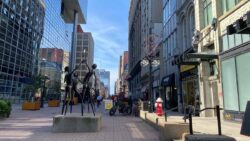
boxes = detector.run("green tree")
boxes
[23,75,48,101]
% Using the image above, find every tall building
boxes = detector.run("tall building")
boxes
[0,0,45,101]
[192,0,250,120]
[96,69,110,97]
[128,0,163,101]
[75,25,94,81]
[38,48,64,96]
[128,0,142,100]
[116,51,129,97]
[0,0,88,102]
[160,0,178,111]
[39,48,64,69]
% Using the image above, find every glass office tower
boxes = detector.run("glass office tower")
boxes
[0,0,45,102]
[0,0,75,103]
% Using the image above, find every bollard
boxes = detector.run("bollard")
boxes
[189,113,193,135]
[216,105,222,135]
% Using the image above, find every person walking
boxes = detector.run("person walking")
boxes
[97,95,103,108]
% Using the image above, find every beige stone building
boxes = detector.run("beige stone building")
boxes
[193,0,250,120]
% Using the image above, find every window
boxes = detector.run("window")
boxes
[221,0,242,14]
[236,52,250,111]
[221,58,239,111]
[203,0,212,27]
[209,62,217,76]
[221,34,250,52]
[188,9,195,47]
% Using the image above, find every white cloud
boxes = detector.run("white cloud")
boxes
[83,15,127,94]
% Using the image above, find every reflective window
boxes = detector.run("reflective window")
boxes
[221,58,239,111]
[236,52,250,111]
[221,0,242,14]
[221,34,250,52]
[203,0,212,27]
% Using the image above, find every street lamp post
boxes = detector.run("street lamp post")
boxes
[141,56,160,113]
[148,59,153,112]
[141,34,161,113]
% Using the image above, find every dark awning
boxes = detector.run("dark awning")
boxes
[227,11,250,35]
[161,74,175,86]
[186,53,219,60]
[181,61,200,65]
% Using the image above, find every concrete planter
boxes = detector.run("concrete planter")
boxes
[22,101,40,110]
[48,100,60,107]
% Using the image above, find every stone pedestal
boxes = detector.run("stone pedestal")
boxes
[185,134,236,141]
[52,113,102,133]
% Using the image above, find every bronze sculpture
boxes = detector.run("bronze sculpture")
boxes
[61,59,97,116]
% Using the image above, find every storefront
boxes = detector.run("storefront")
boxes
[153,80,160,101]
[222,11,250,121]
[180,66,200,113]
[161,73,177,110]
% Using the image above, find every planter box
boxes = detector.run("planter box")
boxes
[48,100,60,107]
[22,102,40,110]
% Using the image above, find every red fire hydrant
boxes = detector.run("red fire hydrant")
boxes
[155,97,163,116]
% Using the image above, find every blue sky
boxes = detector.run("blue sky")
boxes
[83,0,129,94]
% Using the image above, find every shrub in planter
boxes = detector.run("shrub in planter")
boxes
[0,100,11,118]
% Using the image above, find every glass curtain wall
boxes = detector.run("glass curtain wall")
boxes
[0,0,45,102]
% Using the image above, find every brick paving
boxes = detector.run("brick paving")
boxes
[0,103,160,141]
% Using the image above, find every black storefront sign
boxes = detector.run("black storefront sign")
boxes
[161,74,175,86]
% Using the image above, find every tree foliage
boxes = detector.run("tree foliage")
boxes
[23,74,48,100]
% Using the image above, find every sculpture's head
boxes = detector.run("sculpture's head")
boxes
[92,64,97,70]
[64,66,69,72]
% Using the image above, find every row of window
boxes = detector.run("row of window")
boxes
[203,0,243,27]
[163,31,177,59]
[163,0,176,24]
[221,34,250,52]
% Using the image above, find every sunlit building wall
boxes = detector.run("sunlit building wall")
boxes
[75,25,94,81]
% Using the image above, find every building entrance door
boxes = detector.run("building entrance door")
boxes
[182,77,199,111]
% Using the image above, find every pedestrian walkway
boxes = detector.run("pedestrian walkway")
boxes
[140,110,250,141]
[0,103,160,141]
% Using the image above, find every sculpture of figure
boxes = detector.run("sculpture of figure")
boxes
[61,59,97,116]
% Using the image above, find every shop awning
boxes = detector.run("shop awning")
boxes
[161,74,175,86]
[186,53,219,60]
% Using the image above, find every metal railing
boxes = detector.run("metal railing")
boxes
[184,105,223,135]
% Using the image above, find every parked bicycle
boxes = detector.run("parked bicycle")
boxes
[109,99,132,116]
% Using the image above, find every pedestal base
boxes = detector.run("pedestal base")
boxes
[185,134,236,141]
[52,113,102,133]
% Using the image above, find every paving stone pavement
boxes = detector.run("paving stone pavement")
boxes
[0,103,160,141]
